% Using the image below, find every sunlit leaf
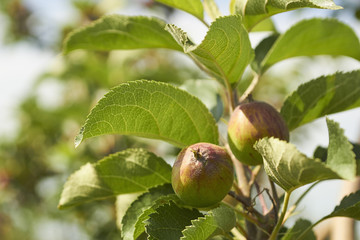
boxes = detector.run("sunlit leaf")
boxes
[256,118,356,193]
[232,0,342,30]
[155,0,203,19]
[58,148,171,209]
[203,0,222,21]
[261,18,360,72]
[181,204,236,239]
[63,15,182,54]
[166,15,254,84]
[314,143,360,175]
[251,18,276,32]
[75,80,219,148]
[281,71,360,131]
[254,138,340,192]
[326,118,356,179]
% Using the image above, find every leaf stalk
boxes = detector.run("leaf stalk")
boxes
[269,191,292,240]
[239,72,259,103]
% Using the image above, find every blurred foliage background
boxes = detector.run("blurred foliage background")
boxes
[0,1,204,239]
[1,0,360,239]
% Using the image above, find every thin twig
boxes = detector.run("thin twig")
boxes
[254,182,269,214]
[265,188,278,220]
[225,144,251,198]
[225,76,235,113]
[228,190,250,207]
[269,177,279,213]
[239,72,259,103]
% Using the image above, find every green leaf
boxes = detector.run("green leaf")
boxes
[154,0,203,20]
[261,18,360,72]
[324,189,360,220]
[232,0,342,30]
[314,143,360,175]
[134,194,181,239]
[281,219,316,240]
[251,18,276,32]
[294,190,360,240]
[252,34,279,72]
[58,148,172,209]
[166,15,254,84]
[254,138,340,192]
[281,71,360,131]
[181,204,236,240]
[63,15,182,54]
[115,193,141,230]
[121,184,174,240]
[145,201,204,240]
[313,146,327,162]
[326,118,356,179]
[75,80,218,148]
[203,0,222,21]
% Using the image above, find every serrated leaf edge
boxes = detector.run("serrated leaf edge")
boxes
[63,14,181,54]
[75,79,219,148]
[261,18,355,71]
[280,70,360,130]
[120,183,173,239]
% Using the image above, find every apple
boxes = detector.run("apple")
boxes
[228,101,289,165]
[171,143,234,208]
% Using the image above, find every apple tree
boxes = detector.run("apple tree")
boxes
[59,0,360,239]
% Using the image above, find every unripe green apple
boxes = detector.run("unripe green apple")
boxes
[171,143,234,208]
[228,101,289,165]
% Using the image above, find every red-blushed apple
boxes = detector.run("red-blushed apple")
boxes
[228,101,289,165]
[171,143,234,208]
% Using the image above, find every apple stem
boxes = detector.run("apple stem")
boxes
[191,149,200,158]
[239,72,259,103]
[225,144,251,197]
[247,93,254,102]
